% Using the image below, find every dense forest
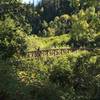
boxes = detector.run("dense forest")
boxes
[0,0,100,100]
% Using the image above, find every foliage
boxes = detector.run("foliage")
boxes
[69,0,100,15]
[5,50,98,100]
[0,3,32,34]
[0,0,21,4]
[41,14,71,36]
[26,34,70,51]
[37,0,74,21]
[0,16,27,59]
[69,7,100,47]
[0,0,100,100]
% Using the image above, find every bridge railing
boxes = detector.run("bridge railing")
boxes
[26,48,99,58]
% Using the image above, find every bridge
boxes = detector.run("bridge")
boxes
[26,48,99,58]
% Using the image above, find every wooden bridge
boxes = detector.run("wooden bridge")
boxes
[26,48,99,58]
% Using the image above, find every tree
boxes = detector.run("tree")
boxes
[0,0,21,4]
[70,7,100,47]
[69,0,100,11]
[0,16,27,59]
[0,3,32,34]
[41,14,71,36]
[37,0,74,22]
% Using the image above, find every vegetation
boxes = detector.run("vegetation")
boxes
[0,0,100,100]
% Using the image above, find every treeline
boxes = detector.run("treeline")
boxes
[0,0,73,34]
[0,0,99,35]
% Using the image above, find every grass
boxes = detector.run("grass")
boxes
[26,34,71,52]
